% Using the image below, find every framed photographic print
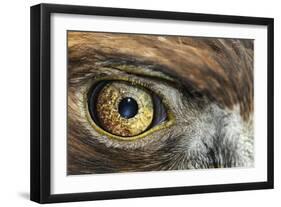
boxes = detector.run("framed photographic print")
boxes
[30,3,274,203]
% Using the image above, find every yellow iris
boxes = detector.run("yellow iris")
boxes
[95,81,154,137]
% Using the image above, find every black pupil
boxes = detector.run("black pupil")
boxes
[118,97,138,119]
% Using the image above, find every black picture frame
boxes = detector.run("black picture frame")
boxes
[30,3,274,204]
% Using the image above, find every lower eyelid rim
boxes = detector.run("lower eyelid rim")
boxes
[83,76,176,141]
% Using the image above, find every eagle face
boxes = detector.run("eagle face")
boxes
[67,32,254,174]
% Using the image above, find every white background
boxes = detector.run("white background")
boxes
[0,0,279,206]
[51,13,268,194]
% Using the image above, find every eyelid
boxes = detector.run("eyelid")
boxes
[83,76,176,141]
[105,64,175,83]
[89,64,200,99]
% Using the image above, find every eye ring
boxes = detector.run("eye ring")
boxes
[84,77,175,141]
